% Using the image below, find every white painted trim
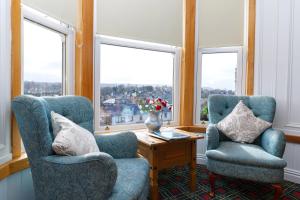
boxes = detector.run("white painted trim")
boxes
[94,35,181,133]
[196,153,206,165]
[242,0,249,95]
[22,5,73,35]
[193,0,200,125]
[284,168,300,184]
[194,46,245,125]
[21,5,75,95]
[0,0,11,165]
[97,35,178,53]
[0,153,12,165]
[94,37,101,132]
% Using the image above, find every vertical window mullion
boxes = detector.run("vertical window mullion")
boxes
[61,34,67,95]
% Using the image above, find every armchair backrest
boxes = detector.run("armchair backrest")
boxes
[208,95,276,142]
[12,95,94,165]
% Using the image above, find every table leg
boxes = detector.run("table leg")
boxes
[150,166,159,200]
[189,140,197,192]
[149,146,159,200]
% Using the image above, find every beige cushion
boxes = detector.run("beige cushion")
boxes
[51,111,100,156]
[216,100,272,143]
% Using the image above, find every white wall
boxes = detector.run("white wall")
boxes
[0,169,34,200]
[254,0,300,183]
[97,0,183,46]
[198,0,245,48]
[0,0,12,165]
[21,0,77,26]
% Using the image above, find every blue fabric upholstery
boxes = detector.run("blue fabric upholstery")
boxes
[206,95,286,184]
[206,142,287,169]
[206,124,220,150]
[207,159,284,183]
[261,128,286,158]
[12,95,149,200]
[95,132,138,159]
[109,158,149,200]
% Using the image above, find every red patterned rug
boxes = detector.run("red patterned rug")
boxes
[158,165,300,200]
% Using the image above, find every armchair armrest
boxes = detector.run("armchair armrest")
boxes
[42,152,117,200]
[261,128,286,158]
[206,124,220,150]
[95,131,138,159]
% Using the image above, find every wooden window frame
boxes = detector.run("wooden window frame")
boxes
[75,0,94,100]
[180,0,196,126]
[246,0,256,96]
[11,0,22,159]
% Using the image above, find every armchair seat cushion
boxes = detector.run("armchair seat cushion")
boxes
[206,141,287,169]
[109,158,149,200]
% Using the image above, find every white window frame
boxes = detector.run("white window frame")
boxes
[94,35,181,133]
[21,5,75,95]
[0,0,12,164]
[194,46,246,125]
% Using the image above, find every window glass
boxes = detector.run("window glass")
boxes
[23,19,64,96]
[99,44,174,127]
[200,52,238,121]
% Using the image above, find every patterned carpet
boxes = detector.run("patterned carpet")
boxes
[158,165,300,200]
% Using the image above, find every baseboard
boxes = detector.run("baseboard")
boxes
[196,153,300,184]
[196,153,206,165]
[284,168,300,184]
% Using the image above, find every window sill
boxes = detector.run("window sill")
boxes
[0,153,29,181]
[95,123,180,134]
[95,125,207,135]
[176,125,207,133]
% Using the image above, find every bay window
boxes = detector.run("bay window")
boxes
[94,36,181,132]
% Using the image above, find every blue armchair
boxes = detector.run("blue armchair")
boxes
[12,95,149,200]
[206,95,287,199]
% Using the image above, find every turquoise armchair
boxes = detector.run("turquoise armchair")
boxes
[12,95,149,200]
[206,95,286,200]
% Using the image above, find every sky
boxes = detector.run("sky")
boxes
[201,53,237,91]
[24,20,63,83]
[24,20,237,91]
[100,44,174,86]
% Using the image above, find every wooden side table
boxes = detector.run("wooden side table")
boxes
[135,129,205,200]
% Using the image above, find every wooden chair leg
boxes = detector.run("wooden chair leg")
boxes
[272,184,283,200]
[209,172,217,197]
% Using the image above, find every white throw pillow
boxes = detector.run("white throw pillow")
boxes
[216,100,272,143]
[51,111,100,156]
